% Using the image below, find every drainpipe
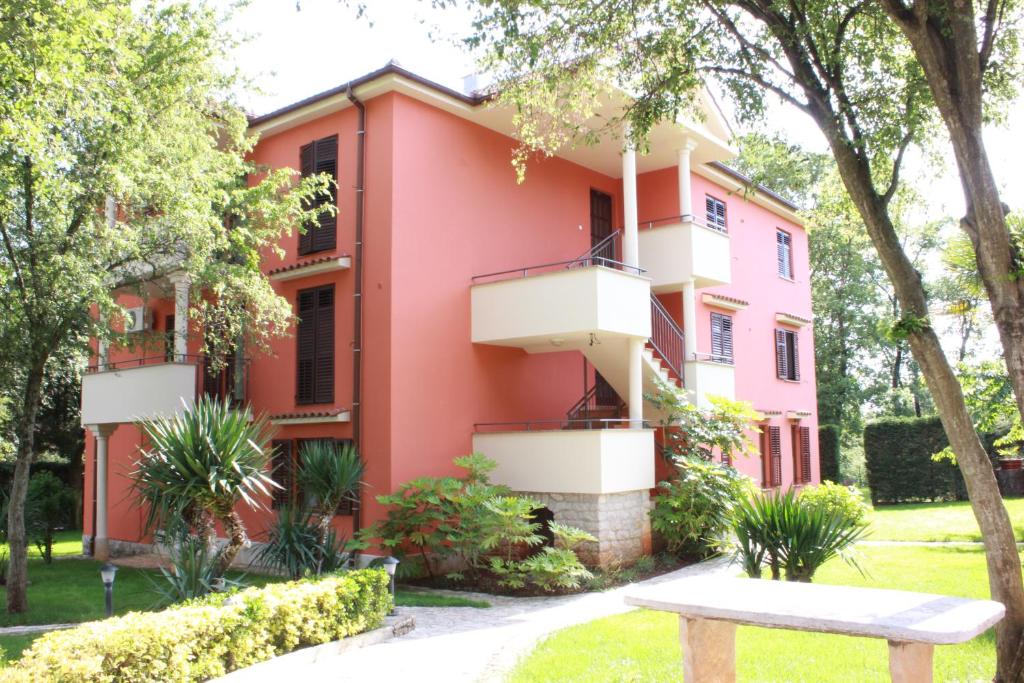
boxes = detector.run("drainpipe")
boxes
[346,84,366,545]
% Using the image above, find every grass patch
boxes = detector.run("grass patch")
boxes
[510,546,999,682]
[0,634,41,662]
[394,590,489,608]
[866,497,1024,542]
[0,529,84,561]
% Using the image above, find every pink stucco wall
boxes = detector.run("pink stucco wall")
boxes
[83,84,818,548]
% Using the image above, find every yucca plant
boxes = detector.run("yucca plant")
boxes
[133,396,278,576]
[297,440,364,546]
[253,505,321,580]
[733,489,867,582]
[149,531,244,604]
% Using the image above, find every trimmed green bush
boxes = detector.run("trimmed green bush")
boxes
[1,569,390,682]
[818,424,841,483]
[799,482,869,525]
[864,416,974,504]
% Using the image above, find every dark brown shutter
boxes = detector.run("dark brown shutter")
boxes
[769,426,782,487]
[314,286,335,403]
[775,329,788,379]
[296,289,316,403]
[760,428,769,486]
[799,426,812,484]
[792,331,801,381]
[791,425,801,483]
[712,313,734,364]
[271,440,294,509]
[299,143,315,255]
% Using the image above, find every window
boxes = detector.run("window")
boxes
[761,426,782,488]
[296,284,335,404]
[705,195,727,232]
[775,329,800,382]
[299,135,339,255]
[710,312,734,364]
[777,229,793,279]
[792,425,812,484]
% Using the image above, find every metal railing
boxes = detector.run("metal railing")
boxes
[565,383,626,423]
[85,353,249,405]
[691,351,735,366]
[471,229,644,283]
[621,214,728,235]
[474,418,649,432]
[649,295,685,381]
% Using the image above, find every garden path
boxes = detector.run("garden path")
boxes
[232,555,734,683]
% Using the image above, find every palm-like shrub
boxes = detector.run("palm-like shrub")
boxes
[733,488,868,582]
[133,396,278,576]
[253,505,347,579]
[297,440,364,544]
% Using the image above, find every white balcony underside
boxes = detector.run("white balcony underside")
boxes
[638,221,731,292]
[472,428,655,494]
[81,363,196,426]
[684,359,736,409]
[471,266,651,349]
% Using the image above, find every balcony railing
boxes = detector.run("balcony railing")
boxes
[631,214,728,234]
[86,354,248,406]
[649,295,684,380]
[471,230,643,284]
[474,417,649,432]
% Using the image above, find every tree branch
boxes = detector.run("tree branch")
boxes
[882,128,914,206]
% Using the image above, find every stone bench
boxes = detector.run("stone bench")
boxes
[624,577,1004,682]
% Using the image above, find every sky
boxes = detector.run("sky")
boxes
[228,0,1018,360]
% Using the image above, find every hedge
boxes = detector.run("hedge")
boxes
[863,416,998,504]
[0,569,391,683]
[818,424,841,483]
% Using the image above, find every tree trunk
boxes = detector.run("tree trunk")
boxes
[216,510,248,577]
[7,363,44,613]
[820,112,1024,683]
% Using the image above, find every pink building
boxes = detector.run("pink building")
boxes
[80,64,818,566]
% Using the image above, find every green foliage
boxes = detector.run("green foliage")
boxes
[133,397,278,576]
[148,533,243,605]
[646,382,762,462]
[800,482,870,526]
[0,569,390,682]
[254,506,347,581]
[296,440,363,528]
[24,472,74,564]
[733,489,867,582]
[650,456,753,558]
[864,416,976,504]
[817,425,842,483]
[489,523,597,592]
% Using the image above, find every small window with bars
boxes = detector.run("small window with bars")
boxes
[710,312,734,364]
[777,229,793,279]
[705,195,727,232]
[775,329,800,382]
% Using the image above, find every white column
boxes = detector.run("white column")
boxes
[683,279,698,361]
[678,139,697,221]
[622,136,639,269]
[628,337,644,427]
[89,424,116,561]
[169,273,190,362]
[97,338,108,372]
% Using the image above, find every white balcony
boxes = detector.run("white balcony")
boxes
[472,427,655,494]
[81,361,197,426]
[471,265,651,351]
[684,358,736,409]
[638,219,731,292]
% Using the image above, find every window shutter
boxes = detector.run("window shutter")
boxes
[314,286,335,403]
[711,313,734,363]
[705,195,727,232]
[312,136,338,253]
[799,426,812,484]
[791,425,801,483]
[298,143,315,255]
[777,230,793,278]
[769,426,782,487]
[296,289,316,403]
[775,329,788,379]
[721,315,733,363]
[711,313,723,359]
[792,331,801,381]
[760,429,770,486]
[271,440,293,509]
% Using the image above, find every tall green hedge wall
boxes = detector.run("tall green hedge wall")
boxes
[818,424,841,483]
[863,416,997,504]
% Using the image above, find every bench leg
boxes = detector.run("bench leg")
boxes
[887,641,933,683]
[679,616,736,683]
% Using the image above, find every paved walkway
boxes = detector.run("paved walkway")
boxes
[229,556,734,682]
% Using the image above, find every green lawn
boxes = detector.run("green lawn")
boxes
[510,546,999,682]
[867,497,1024,542]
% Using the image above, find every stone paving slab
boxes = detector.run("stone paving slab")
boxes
[0,623,75,636]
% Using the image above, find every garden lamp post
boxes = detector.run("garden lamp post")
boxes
[383,556,399,614]
[100,562,118,618]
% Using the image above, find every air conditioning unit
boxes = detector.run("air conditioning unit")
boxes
[124,306,148,334]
